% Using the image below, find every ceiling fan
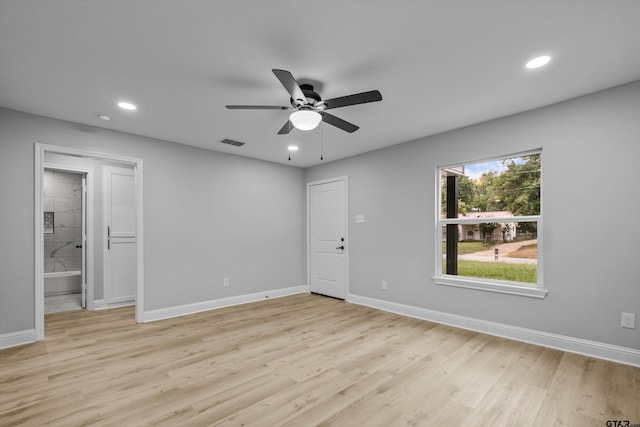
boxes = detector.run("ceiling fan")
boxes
[226,69,382,134]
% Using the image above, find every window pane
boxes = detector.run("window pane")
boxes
[441,153,541,217]
[442,222,537,284]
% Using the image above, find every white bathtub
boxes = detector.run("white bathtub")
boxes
[44,271,81,296]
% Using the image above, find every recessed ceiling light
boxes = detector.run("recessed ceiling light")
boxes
[526,55,551,69]
[288,145,299,151]
[97,114,112,121]
[117,101,137,111]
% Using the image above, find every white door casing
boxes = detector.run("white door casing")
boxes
[308,177,348,299]
[81,174,87,309]
[104,166,136,305]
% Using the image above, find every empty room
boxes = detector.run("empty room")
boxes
[1,1,639,425]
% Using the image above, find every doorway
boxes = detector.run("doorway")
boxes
[307,176,348,299]
[34,143,144,341]
[42,168,88,314]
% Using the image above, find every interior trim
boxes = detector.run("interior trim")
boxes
[0,329,36,350]
[433,276,548,298]
[141,285,308,323]
[348,293,640,367]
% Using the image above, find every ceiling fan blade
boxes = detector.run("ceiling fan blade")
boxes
[226,105,290,110]
[272,69,307,106]
[320,112,359,133]
[322,90,382,110]
[277,120,293,135]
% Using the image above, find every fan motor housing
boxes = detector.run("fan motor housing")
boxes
[291,83,321,107]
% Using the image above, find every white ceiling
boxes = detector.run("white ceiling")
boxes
[2,1,640,168]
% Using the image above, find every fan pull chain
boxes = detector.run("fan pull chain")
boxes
[288,120,293,161]
[320,123,324,161]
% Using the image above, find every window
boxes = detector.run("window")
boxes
[434,150,546,298]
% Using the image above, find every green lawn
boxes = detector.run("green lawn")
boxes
[442,240,537,283]
[445,260,537,283]
[443,241,494,255]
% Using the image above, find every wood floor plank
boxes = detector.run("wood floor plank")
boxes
[279,369,393,427]
[1,293,638,426]
[604,361,640,422]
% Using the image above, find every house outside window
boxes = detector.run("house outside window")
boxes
[434,150,546,298]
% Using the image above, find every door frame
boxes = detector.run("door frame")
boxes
[306,176,349,298]
[42,164,93,311]
[34,143,145,341]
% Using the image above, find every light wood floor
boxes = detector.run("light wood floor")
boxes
[1,294,638,426]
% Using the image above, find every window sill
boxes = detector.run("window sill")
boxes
[433,275,548,299]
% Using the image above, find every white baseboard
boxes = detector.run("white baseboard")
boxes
[0,329,37,350]
[142,285,308,323]
[92,299,135,311]
[347,294,640,368]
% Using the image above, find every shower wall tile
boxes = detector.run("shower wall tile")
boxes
[44,181,74,198]
[43,196,54,211]
[55,212,73,227]
[55,211,81,228]
[54,256,81,272]
[44,171,82,273]
[54,171,80,183]
[73,184,82,199]
[52,198,68,212]
[44,241,55,258]
[44,257,54,273]
[54,197,80,213]
[52,227,72,243]
[45,241,75,258]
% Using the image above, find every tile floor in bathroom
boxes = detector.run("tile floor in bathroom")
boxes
[44,293,83,314]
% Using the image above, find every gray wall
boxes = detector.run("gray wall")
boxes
[0,108,306,334]
[306,80,640,350]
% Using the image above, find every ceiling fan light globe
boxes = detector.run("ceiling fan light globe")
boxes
[290,110,321,131]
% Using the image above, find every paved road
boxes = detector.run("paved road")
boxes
[458,239,537,265]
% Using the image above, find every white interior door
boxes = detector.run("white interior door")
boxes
[309,178,347,299]
[104,166,136,305]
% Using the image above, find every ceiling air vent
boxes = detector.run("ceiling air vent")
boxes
[220,138,245,147]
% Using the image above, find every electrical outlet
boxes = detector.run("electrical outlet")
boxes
[381,280,388,291]
[621,312,635,329]
[224,278,229,287]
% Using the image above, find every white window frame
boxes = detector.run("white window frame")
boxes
[433,149,547,298]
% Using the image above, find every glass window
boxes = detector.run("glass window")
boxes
[435,151,546,298]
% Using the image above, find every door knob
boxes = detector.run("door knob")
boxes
[336,245,345,250]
